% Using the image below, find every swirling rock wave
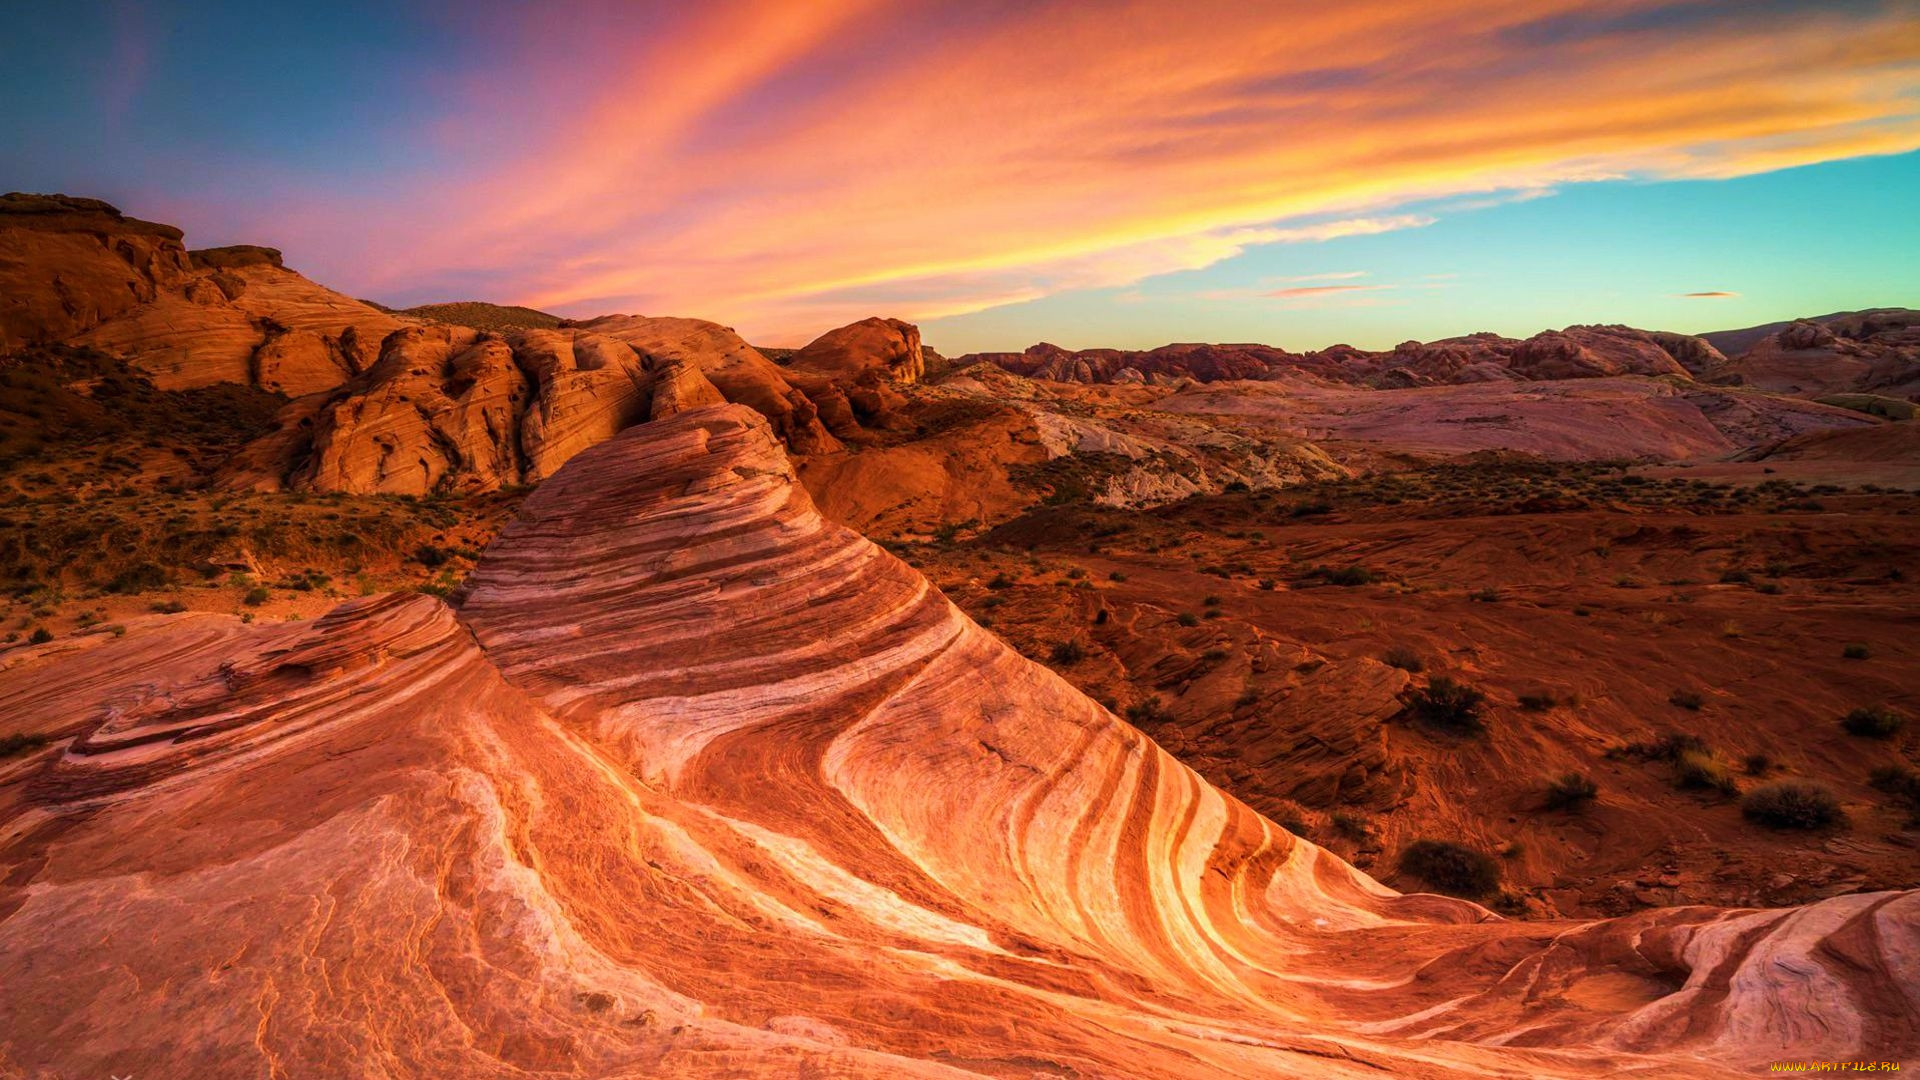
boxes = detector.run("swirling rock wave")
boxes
[0,404,1912,1078]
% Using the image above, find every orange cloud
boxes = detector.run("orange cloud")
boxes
[311,0,1920,341]
[1680,291,1740,298]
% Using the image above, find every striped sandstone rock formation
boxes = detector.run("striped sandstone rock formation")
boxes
[0,404,1912,1077]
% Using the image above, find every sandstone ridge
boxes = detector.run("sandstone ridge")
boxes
[0,403,1911,1078]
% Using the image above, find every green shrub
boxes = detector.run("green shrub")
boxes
[1176,612,1200,627]
[1742,781,1841,829]
[149,598,188,614]
[1049,640,1085,665]
[28,626,53,644]
[1398,839,1501,899]
[1743,753,1773,776]
[1669,689,1704,711]
[1407,676,1486,733]
[1518,692,1556,712]
[1383,646,1422,672]
[242,586,270,606]
[987,573,1013,590]
[1544,772,1598,810]
[1841,706,1906,739]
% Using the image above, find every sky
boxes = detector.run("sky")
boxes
[3,0,1918,353]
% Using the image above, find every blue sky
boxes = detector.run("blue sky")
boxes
[922,152,1920,352]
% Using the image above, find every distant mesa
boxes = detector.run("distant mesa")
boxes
[394,300,566,332]
[190,245,284,270]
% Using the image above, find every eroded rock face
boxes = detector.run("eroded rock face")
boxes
[0,192,408,394]
[0,403,1914,1077]
[787,315,925,384]
[0,192,191,352]
[1705,308,1920,398]
[226,314,931,494]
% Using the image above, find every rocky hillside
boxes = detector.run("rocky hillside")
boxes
[1,193,411,396]
[1702,308,1920,399]
[968,313,1920,404]
[965,324,1726,388]
[1,404,1911,1078]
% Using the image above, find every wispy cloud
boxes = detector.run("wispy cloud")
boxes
[1679,290,1740,298]
[1271,270,1370,284]
[228,0,1920,339]
[1266,284,1390,299]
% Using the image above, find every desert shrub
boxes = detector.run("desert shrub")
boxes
[27,626,52,644]
[1049,640,1085,665]
[242,586,270,606]
[1869,764,1917,796]
[1407,676,1486,733]
[412,543,448,568]
[1202,594,1221,607]
[1743,753,1773,776]
[1674,750,1738,796]
[1741,781,1841,829]
[1330,812,1373,841]
[1124,697,1173,726]
[1868,766,1920,824]
[1468,588,1500,603]
[0,731,51,759]
[1518,692,1556,712]
[149,598,188,614]
[1383,645,1422,672]
[1326,565,1375,586]
[1668,689,1704,711]
[1841,706,1906,739]
[1108,571,1127,582]
[986,573,1013,589]
[1544,771,1598,810]
[1398,839,1501,899]
[1842,643,1870,660]
[1571,605,1591,617]
[106,561,169,594]
[1618,732,1698,761]
[1176,612,1200,627]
